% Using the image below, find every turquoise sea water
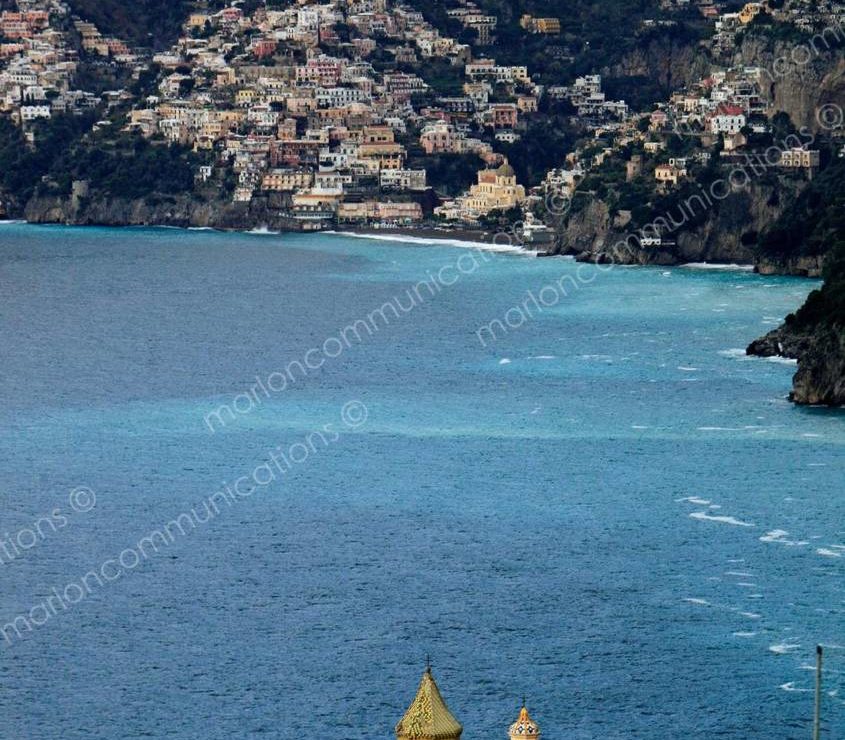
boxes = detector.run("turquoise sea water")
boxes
[0,224,842,739]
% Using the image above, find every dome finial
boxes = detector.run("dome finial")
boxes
[509,701,540,739]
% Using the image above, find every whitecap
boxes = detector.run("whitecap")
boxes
[725,571,754,577]
[683,598,710,605]
[498,358,511,365]
[528,355,556,360]
[767,356,798,366]
[740,611,762,619]
[780,682,812,692]
[719,348,748,359]
[759,530,809,547]
[676,496,712,505]
[678,366,699,371]
[769,643,800,654]
[326,230,532,255]
[816,548,842,558]
[690,511,754,527]
[681,262,755,271]
[733,631,757,638]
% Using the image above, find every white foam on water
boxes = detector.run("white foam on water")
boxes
[816,548,842,558]
[327,230,531,254]
[733,631,757,638]
[779,682,812,692]
[528,355,556,360]
[683,598,710,606]
[759,530,809,547]
[498,358,511,365]
[719,348,748,359]
[696,426,745,432]
[676,496,712,505]
[247,226,282,235]
[767,356,799,366]
[0,219,26,225]
[631,425,649,429]
[740,611,762,619]
[736,582,758,588]
[678,366,699,371]
[727,558,746,563]
[690,511,754,527]
[681,262,755,271]
[747,594,764,599]
[725,571,754,577]
[769,643,800,654]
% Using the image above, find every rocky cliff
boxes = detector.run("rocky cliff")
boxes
[748,322,845,405]
[556,178,806,270]
[732,32,845,132]
[22,191,319,232]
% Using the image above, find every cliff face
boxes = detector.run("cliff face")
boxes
[732,34,845,132]
[748,323,845,406]
[22,191,317,232]
[608,35,712,93]
[556,179,803,269]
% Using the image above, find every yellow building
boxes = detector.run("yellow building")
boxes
[463,161,526,218]
[395,665,541,739]
[739,2,769,24]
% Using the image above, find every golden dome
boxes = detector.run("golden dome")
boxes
[508,704,540,738]
[395,667,463,740]
[496,161,516,178]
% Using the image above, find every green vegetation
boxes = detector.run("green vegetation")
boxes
[0,114,96,202]
[497,117,577,186]
[759,158,845,331]
[788,242,845,330]
[47,131,202,199]
[66,0,190,49]
[757,158,845,260]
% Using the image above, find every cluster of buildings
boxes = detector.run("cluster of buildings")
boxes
[0,0,117,130]
[0,0,835,234]
[119,0,551,226]
[395,664,542,740]
[548,75,629,129]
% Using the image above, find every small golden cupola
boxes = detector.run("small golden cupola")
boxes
[508,702,541,739]
[395,663,463,740]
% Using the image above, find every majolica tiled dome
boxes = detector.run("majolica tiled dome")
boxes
[508,704,540,738]
[395,667,463,740]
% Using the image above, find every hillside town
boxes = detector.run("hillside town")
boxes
[0,0,842,236]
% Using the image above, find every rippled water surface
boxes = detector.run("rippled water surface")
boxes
[0,225,842,739]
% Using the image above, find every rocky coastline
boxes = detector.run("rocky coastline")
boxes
[12,190,843,407]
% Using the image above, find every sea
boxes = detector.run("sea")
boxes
[0,223,842,739]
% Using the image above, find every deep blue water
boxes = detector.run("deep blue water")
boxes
[0,224,842,739]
